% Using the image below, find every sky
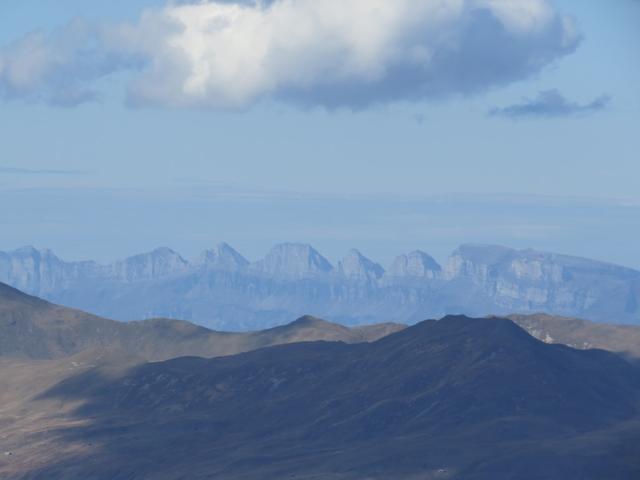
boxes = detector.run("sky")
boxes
[0,0,639,268]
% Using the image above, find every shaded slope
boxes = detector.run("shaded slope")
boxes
[9,316,640,480]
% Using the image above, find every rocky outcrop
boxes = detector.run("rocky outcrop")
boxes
[338,249,385,282]
[110,248,188,283]
[0,243,638,329]
[251,243,333,279]
[389,250,441,278]
[0,246,100,295]
[195,243,249,271]
[445,244,640,321]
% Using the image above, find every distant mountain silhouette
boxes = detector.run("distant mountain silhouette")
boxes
[2,243,639,329]
[5,315,639,480]
[0,282,403,361]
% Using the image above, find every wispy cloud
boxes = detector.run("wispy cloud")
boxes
[0,0,580,109]
[0,166,89,175]
[489,89,611,119]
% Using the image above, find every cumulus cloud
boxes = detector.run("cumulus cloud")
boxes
[0,19,132,106]
[489,89,611,119]
[0,0,581,109]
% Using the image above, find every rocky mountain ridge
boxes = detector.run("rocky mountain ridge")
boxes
[1,243,638,329]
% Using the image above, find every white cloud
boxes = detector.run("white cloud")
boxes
[0,19,122,106]
[0,0,580,108]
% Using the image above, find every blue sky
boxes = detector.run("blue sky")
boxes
[0,0,638,267]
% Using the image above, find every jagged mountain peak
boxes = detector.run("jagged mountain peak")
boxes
[217,241,236,251]
[113,247,188,282]
[389,250,441,278]
[135,247,184,261]
[339,249,385,281]
[119,247,187,268]
[10,245,59,258]
[252,243,334,278]
[197,242,249,271]
[12,245,40,255]
[153,246,175,254]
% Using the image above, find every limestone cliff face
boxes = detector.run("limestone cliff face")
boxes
[0,243,638,329]
[251,243,333,279]
[338,249,385,282]
[445,244,639,318]
[110,248,188,283]
[0,246,100,295]
[195,243,249,272]
[389,250,441,279]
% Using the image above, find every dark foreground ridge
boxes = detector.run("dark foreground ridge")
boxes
[4,314,640,480]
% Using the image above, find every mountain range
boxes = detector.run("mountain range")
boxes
[3,283,640,478]
[1,243,639,330]
[3,316,640,478]
[3,279,640,362]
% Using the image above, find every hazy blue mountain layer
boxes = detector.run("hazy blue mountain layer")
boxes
[1,243,638,329]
